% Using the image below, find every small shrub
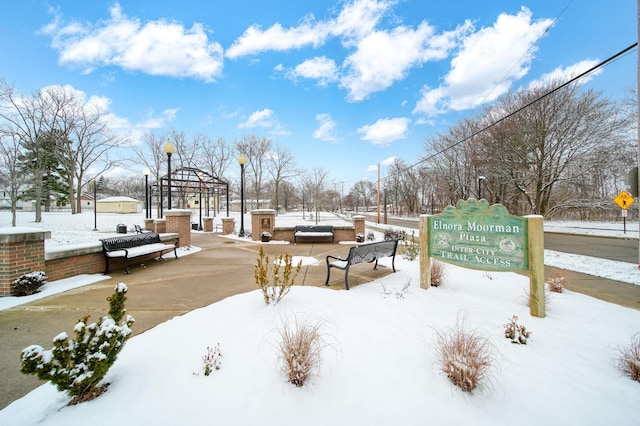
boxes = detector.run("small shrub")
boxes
[12,271,47,296]
[430,260,447,287]
[616,333,640,383]
[400,231,420,261]
[504,315,531,344]
[202,343,222,376]
[384,228,406,241]
[277,315,326,387]
[545,268,565,293]
[366,231,375,241]
[255,247,302,305]
[434,318,494,393]
[355,233,365,243]
[20,283,134,405]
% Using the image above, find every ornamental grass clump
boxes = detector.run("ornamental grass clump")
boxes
[20,283,135,405]
[434,318,494,393]
[616,333,640,383]
[430,260,447,287]
[504,315,532,344]
[545,268,566,293]
[278,315,327,387]
[255,246,302,305]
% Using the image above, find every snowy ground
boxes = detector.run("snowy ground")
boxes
[0,211,639,425]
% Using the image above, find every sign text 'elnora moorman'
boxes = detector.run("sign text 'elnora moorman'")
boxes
[427,199,528,271]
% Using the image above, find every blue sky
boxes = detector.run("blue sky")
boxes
[0,0,636,187]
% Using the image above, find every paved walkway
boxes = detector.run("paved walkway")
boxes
[1,233,639,410]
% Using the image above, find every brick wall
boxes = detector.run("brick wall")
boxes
[166,210,191,247]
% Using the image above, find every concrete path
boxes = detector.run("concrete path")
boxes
[1,233,639,410]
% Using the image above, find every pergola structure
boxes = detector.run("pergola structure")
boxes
[153,167,229,221]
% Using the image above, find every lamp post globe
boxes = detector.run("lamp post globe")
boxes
[164,141,175,211]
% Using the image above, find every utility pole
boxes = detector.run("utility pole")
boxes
[637,0,639,267]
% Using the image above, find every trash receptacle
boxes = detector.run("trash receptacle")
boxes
[116,224,127,234]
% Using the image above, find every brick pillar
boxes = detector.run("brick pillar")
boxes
[250,209,276,241]
[0,228,50,296]
[154,219,166,233]
[353,215,365,237]
[166,209,191,247]
[221,217,235,235]
[203,217,213,232]
[144,218,154,231]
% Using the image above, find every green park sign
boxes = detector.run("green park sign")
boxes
[419,199,545,318]
[428,200,527,271]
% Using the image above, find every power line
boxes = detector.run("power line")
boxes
[385,42,638,184]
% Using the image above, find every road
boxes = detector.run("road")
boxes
[365,215,639,264]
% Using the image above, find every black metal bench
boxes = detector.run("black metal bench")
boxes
[294,225,334,243]
[100,232,178,274]
[325,239,399,290]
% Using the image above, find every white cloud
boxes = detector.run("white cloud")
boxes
[527,59,601,90]
[341,22,469,101]
[289,57,338,86]
[357,117,410,146]
[41,3,224,82]
[226,0,392,58]
[238,109,289,136]
[312,113,340,142]
[414,7,553,116]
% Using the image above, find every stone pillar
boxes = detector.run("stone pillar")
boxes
[353,215,365,237]
[144,218,154,231]
[221,217,235,235]
[154,218,166,234]
[250,209,276,241]
[203,217,213,233]
[166,209,191,247]
[0,228,50,296]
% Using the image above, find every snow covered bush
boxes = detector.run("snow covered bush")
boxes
[616,333,640,383]
[254,246,301,305]
[384,228,405,241]
[430,260,447,287]
[20,283,135,405]
[277,315,327,387]
[434,318,494,393]
[504,315,532,344]
[545,268,565,293]
[12,271,47,296]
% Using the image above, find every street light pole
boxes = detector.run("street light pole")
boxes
[143,167,150,219]
[238,155,246,237]
[164,141,175,211]
[93,178,98,231]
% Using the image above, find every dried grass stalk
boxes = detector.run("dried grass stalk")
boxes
[278,315,326,387]
[545,268,565,293]
[616,333,640,383]
[434,319,494,393]
[430,260,447,287]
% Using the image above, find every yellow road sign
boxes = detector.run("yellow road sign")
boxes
[614,191,635,210]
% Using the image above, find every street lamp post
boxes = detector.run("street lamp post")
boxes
[478,176,486,200]
[197,172,203,231]
[93,178,98,231]
[143,167,150,219]
[238,155,246,237]
[164,141,175,210]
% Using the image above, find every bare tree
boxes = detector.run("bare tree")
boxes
[266,144,299,213]
[0,133,28,225]
[199,134,233,180]
[300,168,332,222]
[132,131,170,217]
[235,135,272,208]
[0,82,74,222]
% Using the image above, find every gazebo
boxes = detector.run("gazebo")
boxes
[153,167,230,221]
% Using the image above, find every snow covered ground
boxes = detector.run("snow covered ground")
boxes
[0,210,639,425]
